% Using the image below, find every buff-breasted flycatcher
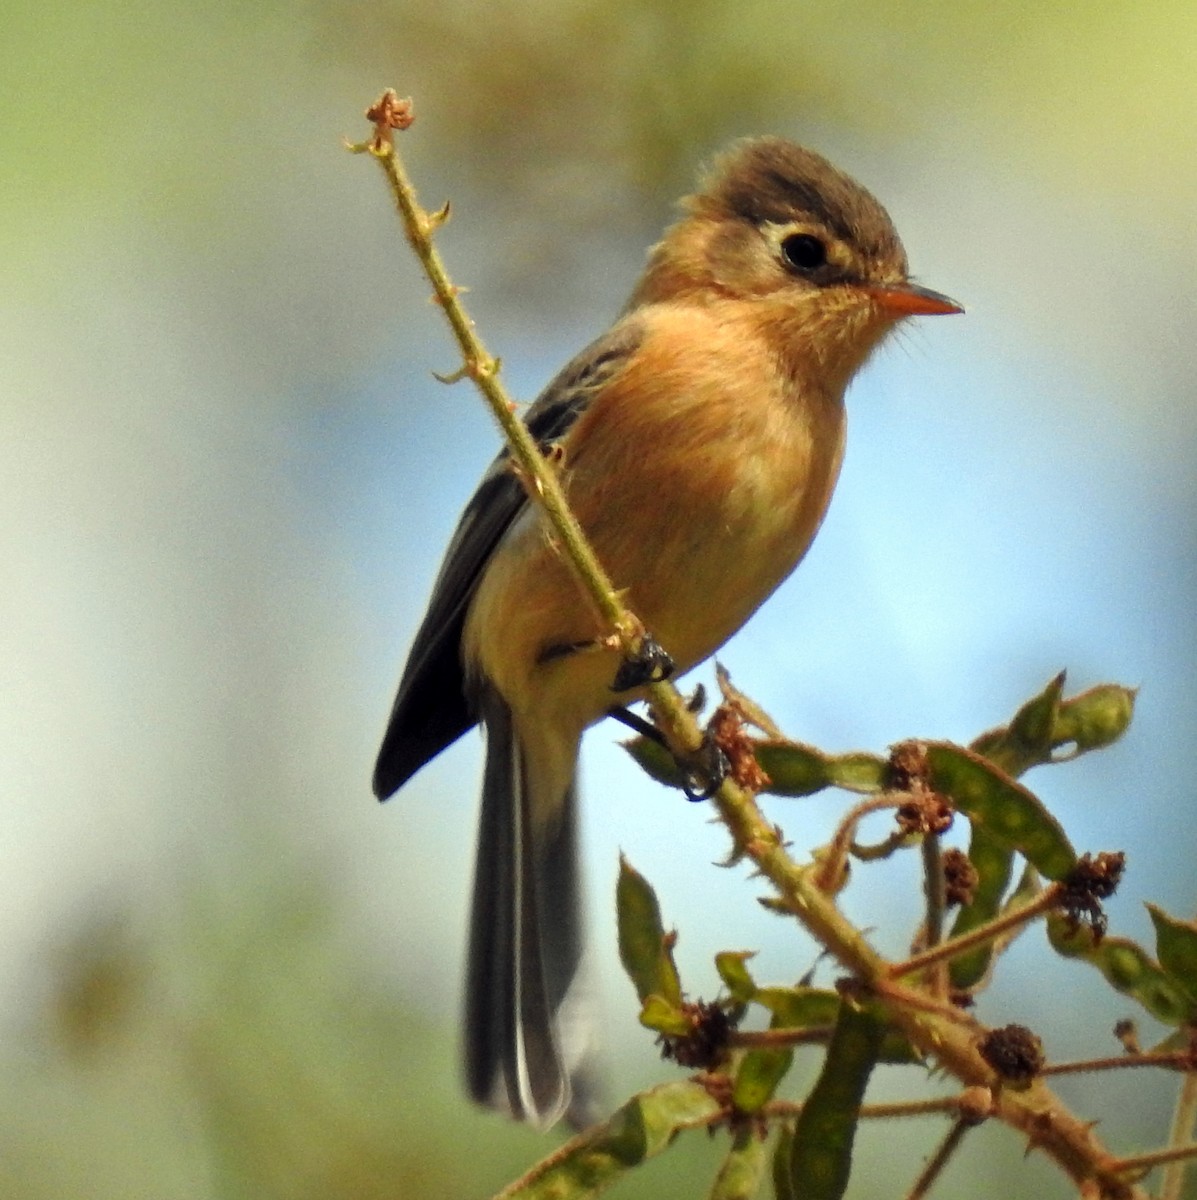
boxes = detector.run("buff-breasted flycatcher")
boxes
[373,136,962,1128]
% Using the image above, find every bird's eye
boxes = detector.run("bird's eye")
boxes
[780,233,828,273]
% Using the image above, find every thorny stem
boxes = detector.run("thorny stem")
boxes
[346,91,669,707]
[352,90,1150,1200]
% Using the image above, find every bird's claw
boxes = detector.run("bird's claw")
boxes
[611,635,676,692]
[680,735,730,802]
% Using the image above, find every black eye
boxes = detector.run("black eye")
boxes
[780,233,827,273]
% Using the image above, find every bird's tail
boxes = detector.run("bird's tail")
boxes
[464,688,596,1128]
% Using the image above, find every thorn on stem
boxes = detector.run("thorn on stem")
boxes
[422,200,452,233]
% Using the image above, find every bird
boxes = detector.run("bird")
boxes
[372,135,962,1128]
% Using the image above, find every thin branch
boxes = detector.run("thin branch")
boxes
[903,1117,972,1200]
[763,1095,966,1121]
[347,92,643,651]
[922,833,946,949]
[919,833,949,1001]
[1041,1052,1195,1077]
[814,794,900,890]
[730,1026,834,1049]
[888,885,1062,980]
[1110,1142,1197,1177]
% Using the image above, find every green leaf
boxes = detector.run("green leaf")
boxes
[771,1123,797,1200]
[733,1045,793,1116]
[626,680,1135,803]
[950,674,1134,989]
[709,1125,768,1200]
[729,986,840,1117]
[1054,684,1136,753]
[1147,904,1197,1003]
[754,986,841,1028]
[948,827,1015,989]
[923,743,1076,879]
[822,751,890,794]
[1046,914,1195,1025]
[969,675,1135,775]
[493,1080,722,1199]
[638,993,694,1036]
[787,999,885,1200]
[624,735,887,798]
[751,741,830,795]
[715,951,759,1004]
[617,855,683,1008]
[622,735,685,788]
[755,742,886,796]
[972,672,1065,774]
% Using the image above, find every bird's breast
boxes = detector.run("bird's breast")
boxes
[562,303,847,667]
[463,302,847,722]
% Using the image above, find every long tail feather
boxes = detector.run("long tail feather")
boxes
[463,689,592,1127]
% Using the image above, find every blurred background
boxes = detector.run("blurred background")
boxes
[3,1,1196,1196]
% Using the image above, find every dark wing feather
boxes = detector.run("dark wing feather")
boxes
[372,317,644,800]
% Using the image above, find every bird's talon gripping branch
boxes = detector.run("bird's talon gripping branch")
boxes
[611,634,676,693]
[681,735,731,802]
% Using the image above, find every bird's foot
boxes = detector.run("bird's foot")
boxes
[679,734,730,802]
[611,635,675,693]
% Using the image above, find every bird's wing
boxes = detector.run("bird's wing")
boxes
[372,316,644,799]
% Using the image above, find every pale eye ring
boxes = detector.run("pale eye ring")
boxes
[780,233,828,273]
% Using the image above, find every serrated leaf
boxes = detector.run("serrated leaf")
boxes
[617,856,683,1007]
[924,743,1076,879]
[1046,913,1195,1025]
[493,1080,722,1199]
[1147,904,1197,1003]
